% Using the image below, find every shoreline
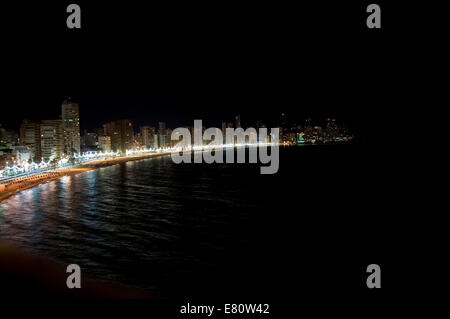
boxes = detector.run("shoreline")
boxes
[0,152,172,203]
[0,239,157,298]
[1,143,293,203]
[0,168,93,203]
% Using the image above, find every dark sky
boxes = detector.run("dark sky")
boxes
[1,1,418,142]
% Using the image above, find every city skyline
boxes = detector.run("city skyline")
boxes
[0,95,360,133]
[0,98,354,167]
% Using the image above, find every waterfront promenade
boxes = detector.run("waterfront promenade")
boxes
[0,141,278,202]
[0,152,172,202]
[0,168,93,202]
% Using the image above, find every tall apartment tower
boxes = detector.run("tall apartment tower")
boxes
[158,122,166,148]
[104,119,133,154]
[61,99,81,155]
[40,119,63,160]
[98,135,111,152]
[19,120,41,162]
[140,126,156,149]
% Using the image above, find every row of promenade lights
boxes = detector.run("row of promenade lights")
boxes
[0,151,118,178]
[125,141,276,156]
[1,142,276,178]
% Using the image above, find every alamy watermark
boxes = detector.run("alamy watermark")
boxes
[170,120,279,174]
[66,4,381,30]
[66,264,81,288]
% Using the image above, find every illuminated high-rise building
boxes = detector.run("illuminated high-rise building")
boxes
[166,128,174,147]
[140,126,156,149]
[40,119,63,160]
[158,122,166,148]
[82,130,98,148]
[61,99,80,155]
[0,124,18,147]
[98,135,111,152]
[19,120,41,162]
[104,119,133,154]
[325,118,339,143]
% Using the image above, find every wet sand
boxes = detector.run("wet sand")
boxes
[0,240,157,298]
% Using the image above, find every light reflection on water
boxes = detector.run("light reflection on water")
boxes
[0,155,263,291]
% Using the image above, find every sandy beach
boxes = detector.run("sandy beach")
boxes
[0,239,157,298]
[0,168,93,203]
[0,152,172,203]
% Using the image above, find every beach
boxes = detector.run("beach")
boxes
[0,152,172,203]
[0,168,93,203]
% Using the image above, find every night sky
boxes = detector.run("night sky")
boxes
[1,1,416,143]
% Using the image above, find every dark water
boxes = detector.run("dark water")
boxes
[0,145,388,298]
